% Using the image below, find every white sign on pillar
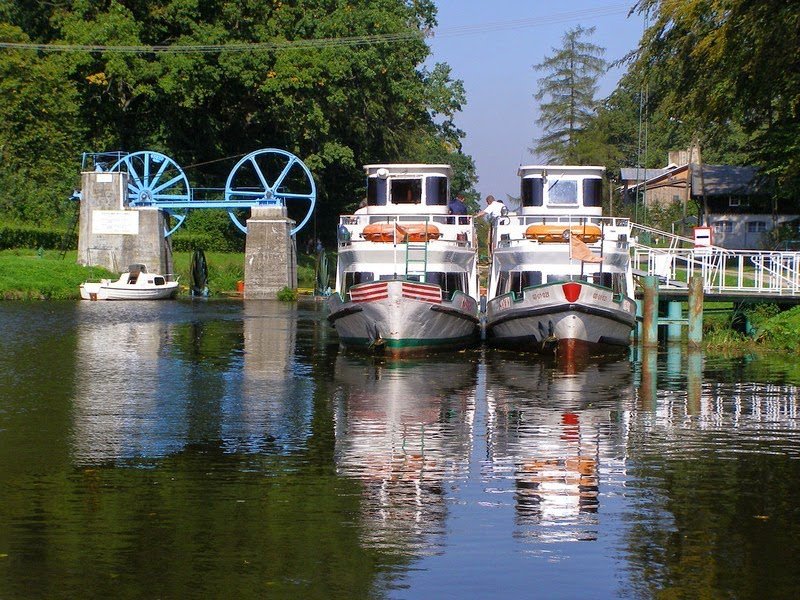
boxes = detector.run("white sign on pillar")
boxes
[91,210,140,235]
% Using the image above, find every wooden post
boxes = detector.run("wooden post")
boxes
[642,275,659,347]
[687,275,703,346]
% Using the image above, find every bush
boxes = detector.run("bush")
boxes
[0,223,76,251]
[276,286,298,302]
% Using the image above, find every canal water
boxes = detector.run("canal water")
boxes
[1,300,800,599]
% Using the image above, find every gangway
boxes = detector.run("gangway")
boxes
[630,223,800,300]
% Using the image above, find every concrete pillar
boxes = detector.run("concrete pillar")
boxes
[77,171,173,275]
[244,206,297,299]
[687,275,704,347]
[641,275,659,347]
[667,301,683,342]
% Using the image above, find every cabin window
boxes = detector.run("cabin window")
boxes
[590,272,613,289]
[583,179,603,207]
[426,272,466,298]
[367,178,386,206]
[521,178,544,207]
[390,178,422,204]
[154,276,166,286]
[547,274,587,283]
[426,176,448,206]
[495,270,542,296]
[344,271,374,292]
[548,180,578,205]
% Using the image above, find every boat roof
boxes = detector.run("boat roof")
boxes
[517,165,605,177]
[364,164,453,178]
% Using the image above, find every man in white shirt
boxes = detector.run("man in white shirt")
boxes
[475,195,506,257]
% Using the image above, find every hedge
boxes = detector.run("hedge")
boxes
[0,224,75,251]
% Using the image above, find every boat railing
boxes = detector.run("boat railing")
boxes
[493,214,630,245]
[337,213,476,248]
[496,214,629,228]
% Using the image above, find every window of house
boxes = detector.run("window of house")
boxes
[713,220,733,233]
[747,221,767,233]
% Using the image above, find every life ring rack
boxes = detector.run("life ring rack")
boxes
[362,222,441,243]
[524,224,602,244]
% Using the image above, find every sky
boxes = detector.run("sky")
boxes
[426,1,647,203]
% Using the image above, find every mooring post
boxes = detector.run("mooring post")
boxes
[640,345,658,410]
[667,301,683,342]
[642,275,659,347]
[687,275,704,347]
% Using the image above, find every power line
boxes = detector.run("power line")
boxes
[0,4,632,54]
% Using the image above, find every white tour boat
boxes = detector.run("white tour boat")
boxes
[80,264,180,300]
[327,164,480,356]
[485,165,636,361]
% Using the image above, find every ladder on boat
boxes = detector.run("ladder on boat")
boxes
[405,240,428,282]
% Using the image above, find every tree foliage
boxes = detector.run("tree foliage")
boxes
[0,0,476,239]
[531,25,607,163]
[622,0,800,196]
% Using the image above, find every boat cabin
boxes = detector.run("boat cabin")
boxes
[518,165,605,217]
[361,164,453,215]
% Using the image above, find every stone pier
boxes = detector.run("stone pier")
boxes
[244,206,297,299]
[77,171,173,275]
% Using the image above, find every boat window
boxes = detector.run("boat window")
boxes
[548,180,578,205]
[521,178,544,207]
[390,178,422,204]
[583,179,603,207]
[426,272,465,298]
[591,272,612,288]
[426,176,448,206]
[154,276,166,286]
[510,271,542,295]
[367,177,386,206]
[344,271,374,292]
[612,273,627,296]
[495,270,541,296]
[547,274,587,283]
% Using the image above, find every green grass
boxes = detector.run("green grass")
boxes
[0,249,320,300]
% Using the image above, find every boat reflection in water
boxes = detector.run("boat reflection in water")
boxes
[332,353,478,553]
[485,353,635,542]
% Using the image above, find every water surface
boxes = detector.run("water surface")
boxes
[1,300,799,599]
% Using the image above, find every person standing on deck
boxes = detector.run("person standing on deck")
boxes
[475,195,506,255]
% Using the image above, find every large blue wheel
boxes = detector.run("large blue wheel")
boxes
[110,151,191,237]
[224,148,316,235]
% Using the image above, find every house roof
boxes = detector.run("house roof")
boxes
[690,164,765,196]
[620,168,671,182]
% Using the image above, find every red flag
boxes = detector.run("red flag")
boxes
[570,233,603,263]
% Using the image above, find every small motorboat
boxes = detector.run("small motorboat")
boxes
[80,264,180,300]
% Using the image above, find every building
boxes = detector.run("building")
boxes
[621,155,796,249]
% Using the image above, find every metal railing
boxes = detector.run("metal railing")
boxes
[630,223,800,295]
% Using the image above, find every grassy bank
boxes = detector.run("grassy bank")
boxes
[0,249,320,300]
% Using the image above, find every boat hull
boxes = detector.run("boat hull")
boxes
[486,282,636,359]
[80,281,179,301]
[328,280,479,357]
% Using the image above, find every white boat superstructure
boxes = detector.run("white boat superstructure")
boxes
[485,166,636,360]
[327,164,480,356]
[79,264,180,300]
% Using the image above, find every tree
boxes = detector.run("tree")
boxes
[531,26,607,163]
[629,0,800,198]
[0,0,477,242]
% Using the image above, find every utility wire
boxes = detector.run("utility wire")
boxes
[0,4,631,54]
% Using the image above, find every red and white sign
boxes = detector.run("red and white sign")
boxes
[693,226,713,247]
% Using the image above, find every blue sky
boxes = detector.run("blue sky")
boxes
[426,1,646,202]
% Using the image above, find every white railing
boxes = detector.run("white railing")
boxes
[630,223,800,295]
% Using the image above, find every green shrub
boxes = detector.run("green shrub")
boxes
[276,286,297,302]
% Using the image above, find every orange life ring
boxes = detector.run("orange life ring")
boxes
[524,224,602,244]
[362,222,441,243]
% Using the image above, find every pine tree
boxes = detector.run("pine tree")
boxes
[531,26,606,163]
